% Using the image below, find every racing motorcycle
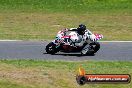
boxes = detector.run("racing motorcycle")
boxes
[45,28,103,55]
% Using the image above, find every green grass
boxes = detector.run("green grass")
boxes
[0,12,132,40]
[0,0,132,40]
[0,0,131,13]
[0,60,132,88]
[0,79,31,88]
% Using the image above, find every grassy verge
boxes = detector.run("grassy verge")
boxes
[0,0,131,13]
[0,0,131,40]
[0,12,132,40]
[0,60,131,88]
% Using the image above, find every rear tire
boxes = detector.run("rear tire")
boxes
[45,42,57,54]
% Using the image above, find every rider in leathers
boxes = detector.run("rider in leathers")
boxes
[69,24,96,46]
[57,24,96,54]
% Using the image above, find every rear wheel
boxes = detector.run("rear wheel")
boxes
[45,42,58,54]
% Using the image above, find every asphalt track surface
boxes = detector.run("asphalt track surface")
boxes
[0,41,132,61]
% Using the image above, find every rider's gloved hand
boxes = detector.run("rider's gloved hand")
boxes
[87,34,96,41]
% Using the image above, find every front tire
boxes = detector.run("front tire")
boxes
[45,42,57,54]
[81,42,100,55]
[90,42,100,53]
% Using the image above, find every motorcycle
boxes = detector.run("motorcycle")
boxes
[45,28,103,55]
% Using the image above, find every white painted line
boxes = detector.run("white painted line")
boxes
[0,40,132,43]
[0,40,22,41]
[99,41,132,43]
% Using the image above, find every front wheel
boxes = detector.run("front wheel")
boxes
[45,42,58,54]
[90,42,100,53]
[81,42,100,55]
